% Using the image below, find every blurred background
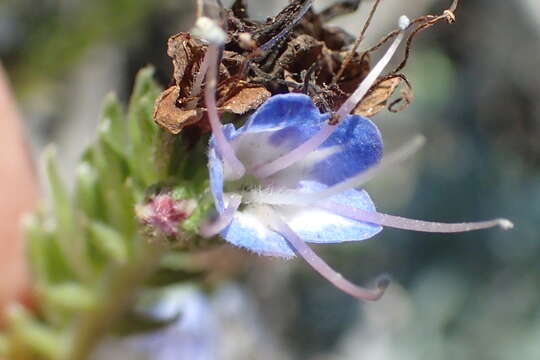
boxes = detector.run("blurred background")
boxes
[1,0,540,359]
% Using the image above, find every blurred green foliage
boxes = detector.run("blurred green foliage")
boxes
[0,0,190,94]
[1,68,212,360]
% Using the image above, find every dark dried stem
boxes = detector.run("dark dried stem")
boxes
[360,0,459,81]
[391,5,457,74]
[333,0,381,84]
[319,0,362,22]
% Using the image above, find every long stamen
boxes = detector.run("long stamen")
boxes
[243,135,425,206]
[336,15,410,118]
[251,16,410,179]
[200,194,242,238]
[319,201,514,233]
[201,27,246,179]
[314,135,425,201]
[266,207,389,301]
[196,0,204,18]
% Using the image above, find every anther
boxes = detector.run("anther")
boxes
[192,16,227,45]
[399,15,411,29]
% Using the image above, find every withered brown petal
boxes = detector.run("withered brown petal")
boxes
[167,33,207,98]
[220,85,271,114]
[354,77,401,118]
[154,86,202,134]
[336,51,370,94]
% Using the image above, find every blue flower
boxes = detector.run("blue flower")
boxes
[93,287,219,360]
[198,15,512,301]
[207,93,383,258]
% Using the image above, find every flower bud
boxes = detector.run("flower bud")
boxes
[136,192,197,240]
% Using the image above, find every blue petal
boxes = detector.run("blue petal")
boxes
[267,113,383,188]
[240,93,326,135]
[223,94,329,171]
[220,181,382,258]
[309,114,383,186]
[287,181,382,243]
[208,146,225,212]
[221,208,297,258]
[207,94,325,200]
[208,123,238,212]
[208,94,383,192]
[242,93,383,186]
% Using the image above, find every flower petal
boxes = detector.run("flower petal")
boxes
[219,181,381,258]
[208,94,382,190]
[267,113,383,188]
[208,123,238,211]
[280,181,382,242]
[221,205,297,258]
[228,94,329,170]
[241,93,325,134]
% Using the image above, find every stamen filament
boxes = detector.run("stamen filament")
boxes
[200,194,242,238]
[266,207,389,301]
[251,16,410,180]
[336,15,409,119]
[319,201,514,233]
[196,0,204,18]
[244,135,425,206]
[314,135,425,201]
[205,44,246,179]
[251,124,336,178]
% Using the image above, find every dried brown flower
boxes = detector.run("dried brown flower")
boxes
[154,0,459,135]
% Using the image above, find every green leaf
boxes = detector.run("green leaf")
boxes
[89,138,135,236]
[98,93,126,157]
[24,214,51,285]
[89,221,129,264]
[182,190,213,233]
[127,67,161,187]
[40,284,97,312]
[6,305,66,360]
[44,147,91,281]
[74,162,100,220]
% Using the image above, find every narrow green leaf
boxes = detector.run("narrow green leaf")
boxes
[89,138,135,236]
[6,305,66,360]
[99,92,126,156]
[40,284,97,312]
[23,214,50,285]
[44,147,91,280]
[74,162,100,219]
[89,221,128,264]
[127,67,162,186]
[128,67,159,148]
